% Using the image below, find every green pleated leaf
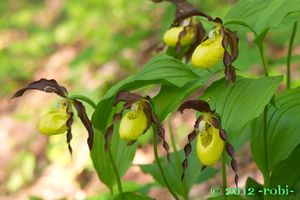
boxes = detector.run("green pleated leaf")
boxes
[225,0,270,29]
[245,176,300,200]
[201,76,282,147]
[270,144,300,195]
[254,0,300,34]
[92,54,200,133]
[245,177,264,200]
[90,128,137,189]
[225,0,300,35]
[153,79,205,121]
[140,148,218,198]
[251,88,300,175]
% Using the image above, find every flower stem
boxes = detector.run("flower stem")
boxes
[257,39,271,194]
[221,151,227,198]
[287,22,298,89]
[68,94,96,109]
[168,117,180,168]
[153,125,180,200]
[258,43,269,77]
[107,146,124,198]
[263,106,270,188]
[168,117,189,200]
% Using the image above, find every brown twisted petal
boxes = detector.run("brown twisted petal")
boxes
[66,112,74,155]
[219,129,227,141]
[72,100,94,150]
[211,117,221,129]
[181,115,202,180]
[220,129,239,187]
[226,143,235,157]
[104,125,114,150]
[157,123,171,162]
[222,28,239,83]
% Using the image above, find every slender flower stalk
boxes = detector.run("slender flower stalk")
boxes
[257,36,271,198]
[69,94,96,109]
[153,125,180,200]
[107,147,124,196]
[221,152,227,198]
[287,22,298,89]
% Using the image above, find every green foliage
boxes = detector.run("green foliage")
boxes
[202,76,282,147]
[7,0,300,199]
[225,0,300,35]
[92,55,201,133]
[91,128,137,189]
[251,88,300,174]
[270,144,300,191]
[245,177,264,200]
[140,149,218,198]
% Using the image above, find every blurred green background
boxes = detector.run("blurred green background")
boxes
[1,0,300,199]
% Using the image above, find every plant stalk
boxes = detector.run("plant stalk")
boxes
[258,43,269,77]
[153,125,180,200]
[168,117,181,169]
[262,107,270,188]
[258,40,271,196]
[168,117,189,200]
[287,22,298,89]
[221,151,227,199]
[107,146,124,198]
[68,94,97,109]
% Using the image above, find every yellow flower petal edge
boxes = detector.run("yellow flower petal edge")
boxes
[163,26,194,47]
[119,109,148,141]
[196,126,224,166]
[191,34,224,68]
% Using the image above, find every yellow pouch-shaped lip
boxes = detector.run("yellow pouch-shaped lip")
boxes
[38,111,69,136]
[119,109,148,141]
[191,34,224,68]
[163,26,194,47]
[196,126,224,166]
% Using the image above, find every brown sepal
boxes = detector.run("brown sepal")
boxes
[178,100,212,114]
[169,0,213,26]
[113,91,142,106]
[12,78,68,99]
